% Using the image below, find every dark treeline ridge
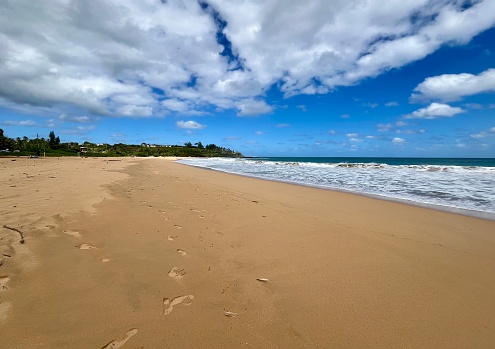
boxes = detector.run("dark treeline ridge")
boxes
[0,129,243,158]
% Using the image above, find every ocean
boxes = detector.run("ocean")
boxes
[177,157,495,220]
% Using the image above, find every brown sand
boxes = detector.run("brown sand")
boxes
[1,156,495,348]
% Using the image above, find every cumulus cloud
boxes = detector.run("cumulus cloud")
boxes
[162,99,207,116]
[392,137,405,144]
[176,120,206,130]
[1,0,495,121]
[411,69,495,102]
[117,105,153,117]
[237,99,273,116]
[405,103,465,119]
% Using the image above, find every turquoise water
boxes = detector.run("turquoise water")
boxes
[178,157,495,219]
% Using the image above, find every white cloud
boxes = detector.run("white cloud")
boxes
[1,0,495,121]
[162,98,206,116]
[77,125,96,131]
[176,120,206,130]
[296,105,307,112]
[2,119,37,126]
[237,99,273,116]
[255,131,265,135]
[328,130,336,135]
[411,68,495,102]
[405,103,465,119]
[471,132,486,139]
[276,123,290,128]
[349,138,363,142]
[392,137,405,144]
[340,114,350,119]
[471,126,495,139]
[377,123,393,132]
[58,114,96,123]
[162,99,190,113]
[117,105,153,117]
[215,0,495,94]
[398,129,426,134]
[346,132,358,138]
[385,101,399,107]
[363,102,378,108]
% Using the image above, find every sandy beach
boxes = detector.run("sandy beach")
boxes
[1,156,495,348]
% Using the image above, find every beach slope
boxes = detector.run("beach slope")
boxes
[1,157,495,348]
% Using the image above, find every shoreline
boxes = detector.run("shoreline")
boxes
[178,160,495,222]
[2,157,495,348]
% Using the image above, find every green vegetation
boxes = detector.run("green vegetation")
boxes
[0,129,243,158]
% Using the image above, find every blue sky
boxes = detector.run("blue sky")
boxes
[1,0,495,157]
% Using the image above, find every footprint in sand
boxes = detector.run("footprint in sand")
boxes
[168,267,186,280]
[168,235,178,241]
[101,258,110,263]
[0,276,10,291]
[64,230,81,238]
[174,225,182,229]
[78,243,97,250]
[101,328,138,349]
[163,295,194,315]
[177,249,187,256]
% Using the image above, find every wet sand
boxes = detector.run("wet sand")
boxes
[1,157,495,348]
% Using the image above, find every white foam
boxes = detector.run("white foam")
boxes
[178,158,495,218]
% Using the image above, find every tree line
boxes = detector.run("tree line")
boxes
[0,128,243,158]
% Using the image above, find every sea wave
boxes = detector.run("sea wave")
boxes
[177,157,495,217]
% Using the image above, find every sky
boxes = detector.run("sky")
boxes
[1,0,495,157]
